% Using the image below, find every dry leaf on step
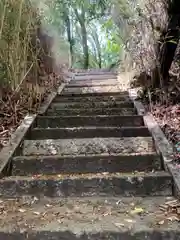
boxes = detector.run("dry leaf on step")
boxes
[130,207,144,215]
[33,211,40,215]
[125,219,136,223]
[158,220,165,225]
[18,208,26,213]
[114,222,125,228]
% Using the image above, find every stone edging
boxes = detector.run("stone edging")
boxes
[128,88,180,198]
[39,83,66,115]
[0,82,67,177]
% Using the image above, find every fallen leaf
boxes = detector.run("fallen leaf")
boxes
[33,211,40,215]
[125,219,136,223]
[18,208,26,213]
[158,220,165,225]
[103,212,111,216]
[46,204,52,207]
[114,222,125,228]
[130,207,144,215]
[116,200,122,205]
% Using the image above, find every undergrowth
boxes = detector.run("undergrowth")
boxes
[0,0,68,149]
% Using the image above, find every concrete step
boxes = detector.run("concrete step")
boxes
[73,75,117,81]
[75,71,116,75]
[35,115,144,128]
[58,91,129,98]
[46,107,136,116]
[70,77,117,82]
[1,196,179,239]
[28,127,150,139]
[53,93,131,103]
[75,72,115,75]
[49,100,134,109]
[0,171,172,197]
[69,77,117,83]
[62,86,122,94]
[23,137,155,156]
[68,82,118,87]
[12,153,161,176]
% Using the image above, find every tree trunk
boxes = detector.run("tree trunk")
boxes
[98,54,102,68]
[81,23,89,69]
[91,28,102,68]
[65,15,74,66]
[158,0,180,86]
[74,7,89,69]
[96,39,102,69]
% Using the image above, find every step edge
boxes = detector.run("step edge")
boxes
[13,152,159,161]
[31,126,149,130]
[2,171,172,181]
[36,115,143,119]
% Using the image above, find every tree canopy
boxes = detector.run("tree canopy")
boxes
[38,0,122,69]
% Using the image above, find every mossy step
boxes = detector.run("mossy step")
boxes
[62,86,122,94]
[35,115,144,128]
[0,171,172,198]
[54,92,129,102]
[12,153,161,176]
[23,137,155,156]
[73,75,117,80]
[27,126,150,140]
[46,108,136,116]
[50,101,134,109]
[67,82,117,87]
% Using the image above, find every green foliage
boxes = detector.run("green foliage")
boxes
[0,0,128,82]
[0,0,38,89]
[41,0,122,69]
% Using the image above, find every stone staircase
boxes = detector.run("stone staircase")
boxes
[0,71,179,239]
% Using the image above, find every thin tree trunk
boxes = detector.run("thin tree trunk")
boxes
[81,23,89,69]
[74,8,89,69]
[95,37,102,69]
[65,16,73,66]
[91,29,102,68]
